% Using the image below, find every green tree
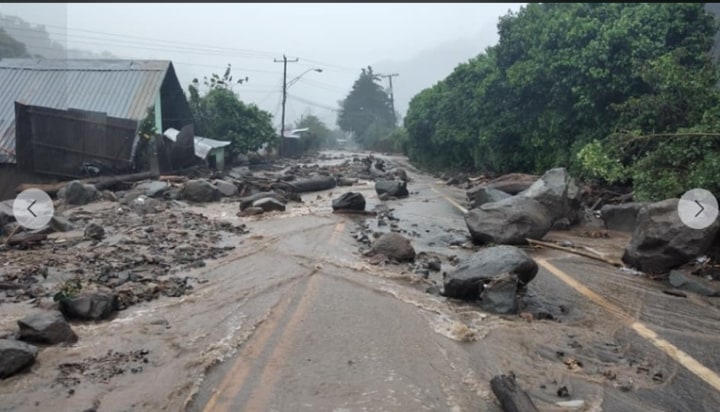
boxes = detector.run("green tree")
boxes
[187,65,275,158]
[338,66,396,147]
[295,113,333,151]
[0,28,28,58]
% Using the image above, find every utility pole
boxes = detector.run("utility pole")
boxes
[379,73,399,125]
[274,54,299,157]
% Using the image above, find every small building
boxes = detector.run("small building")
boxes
[0,58,193,199]
[163,127,231,171]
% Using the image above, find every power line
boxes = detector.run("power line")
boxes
[287,94,339,112]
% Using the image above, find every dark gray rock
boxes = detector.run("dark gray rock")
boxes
[668,270,719,297]
[332,192,366,211]
[622,199,720,273]
[522,167,582,225]
[18,311,78,344]
[214,180,238,197]
[484,173,539,195]
[0,200,15,228]
[84,223,105,240]
[465,196,551,245]
[478,273,520,314]
[601,202,648,232]
[337,177,358,187]
[253,198,286,212]
[443,246,538,314]
[238,207,264,217]
[59,181,100,205]
[372,233,416,262]
[179,180,221,203]
[49,215,76,232]
[552,217,571,231]
[239,191,284,210]
[467,186,512,209]
[60,293,118,321]
[375,180,409,198]
[134,181,170,198]
[0,339,38,379]
[284,175,337,193]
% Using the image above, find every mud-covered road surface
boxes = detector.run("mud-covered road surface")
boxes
[2,151,719,411]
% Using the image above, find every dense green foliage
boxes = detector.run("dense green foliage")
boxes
[338,66,396,148]
[0,28,28,58]
[188,66,276,158]
[404,3,720,199]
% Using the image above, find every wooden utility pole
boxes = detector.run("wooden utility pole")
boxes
[274,54,299,157]
[379,73,399,125]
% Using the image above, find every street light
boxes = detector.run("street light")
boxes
[279,67,323,157]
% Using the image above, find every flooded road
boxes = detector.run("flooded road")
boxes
[2,151,719,411]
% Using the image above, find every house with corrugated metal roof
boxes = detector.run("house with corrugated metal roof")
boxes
[0,58,194,199]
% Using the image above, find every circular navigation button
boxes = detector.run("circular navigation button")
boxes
[13,188,54,230]
[678,188,718,230]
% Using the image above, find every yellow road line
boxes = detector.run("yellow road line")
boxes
[538,258,720,393]
[430,187,468,214]
[433,184,720,393]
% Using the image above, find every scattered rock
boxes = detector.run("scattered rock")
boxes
[179,179,221,203]
[375,180,409,198]
[337,177,358,186]
[465,196,551,245]
[214,180,238,197]
[239,191,287,210]
[134,181,170,198]
[332,192,366,211]
[467,186,512,209]
[0,339,38,379]
[60,293,118,321]
[50,215,76,233]
[59,181,100,206]
[552,217,571,231]
[443,245,538,314]
[18,311,78,344]
[253,198,286,212]
[371,233,416,262]
[84,223,105,240]
[600,202,648,232]
[668,270,719,297]
[522,167,582,225]
[283,175,337,193]
[622,199,720,273]
[483,173,539,195]
[238,207,264,217]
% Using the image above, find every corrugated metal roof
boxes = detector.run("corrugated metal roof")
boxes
[0,58,172,163]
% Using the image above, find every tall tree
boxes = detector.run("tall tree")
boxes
[0,28,28,58]
[295,113,333,151]
[187,65,275,158]
[337,66,395,147]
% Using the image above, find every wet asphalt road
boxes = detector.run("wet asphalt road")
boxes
[187,151,720,412]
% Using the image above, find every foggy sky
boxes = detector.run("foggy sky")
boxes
[1,3,524,129]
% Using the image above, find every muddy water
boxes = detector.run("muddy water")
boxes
[2,152,718,411]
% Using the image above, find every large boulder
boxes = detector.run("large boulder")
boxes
[239,191,285,210]
[49,215,76,233]
[375,180,409,198]
[668,270,720,297]
[332,192,366,211]
[484,173,539,195]
[179,180,221,203]
[601,202,648,232]
[622,199,720,273]
[18,311,78,344]
[443,246,538,314]
[134,181,170,198]
[60,293,118,321]
[522,167,582,224]
[466,186,512,209]
[214,180,238,197]
[371,233,416,262]
[253,198,286,212]
[59,181,100,205]
[0,339,38,379]
[284,175,337,193]
[465,196,552,245]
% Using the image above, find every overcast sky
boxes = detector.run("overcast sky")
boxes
[1,3,524,128]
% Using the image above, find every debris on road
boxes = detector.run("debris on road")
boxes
[17,311,78,344]
[371,232,416,262]
[0,339,38,379]
[60,292,119,321]
[490,372,539,412]
[465,196,551,245]
[332,192,366,212]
